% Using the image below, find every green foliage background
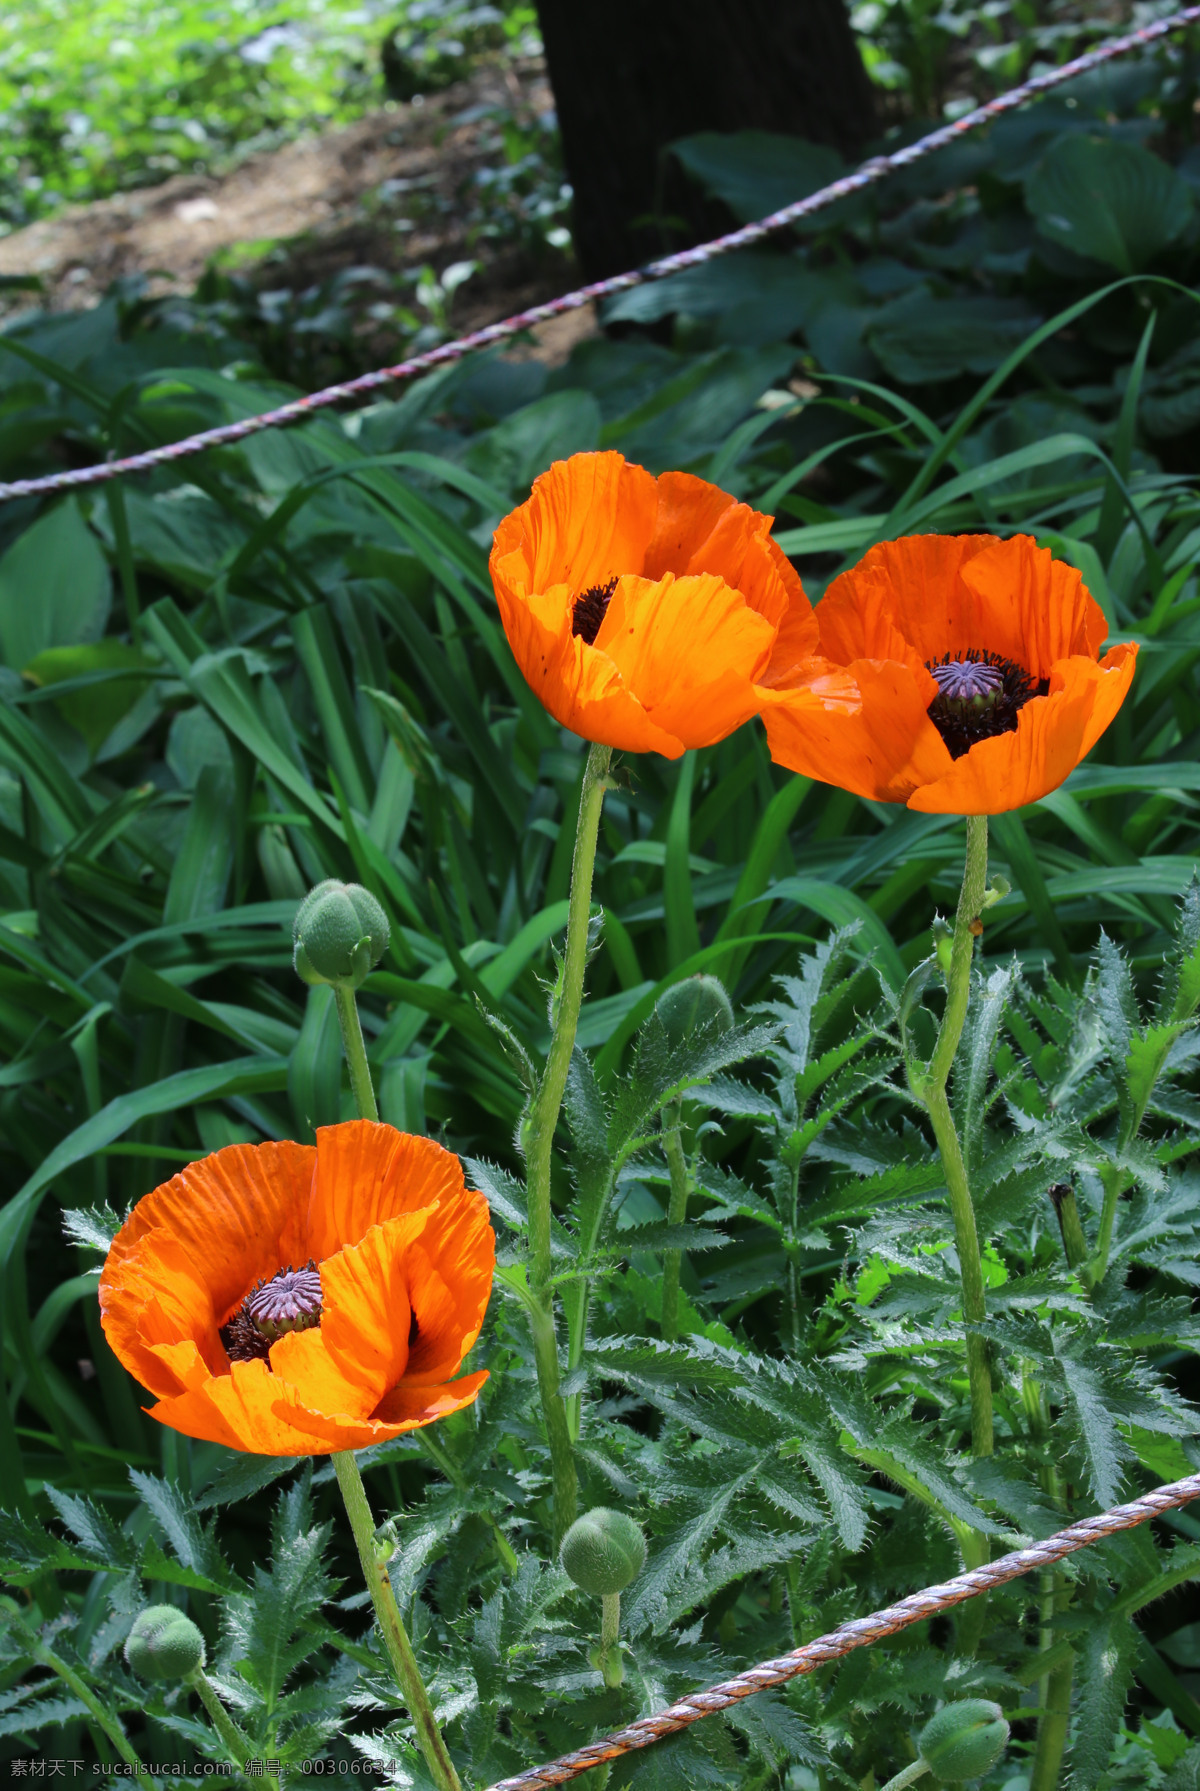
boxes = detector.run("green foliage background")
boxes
[2,6,1200,1790]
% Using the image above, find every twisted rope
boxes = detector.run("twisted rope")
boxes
[485,1470,1200,1790]
[2,6,1199,504]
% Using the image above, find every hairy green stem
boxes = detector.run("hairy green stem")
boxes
[660,1106,689,1342]
[599,1592,623,1688]
[187,1668,276,1790]
[523,740,611,1538]
[334,983,379,1123]
[333,1451,462,1791]
[922,815,993,1463]
[527,741,612,1290]
[877,1762,931,1791]
[4,1615,142,1770]
[1029,1626,1074,1791]
[1087,1163,1128,1289]
[528,1297,579,1542]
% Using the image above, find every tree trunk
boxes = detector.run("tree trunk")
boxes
[535,0,877,278]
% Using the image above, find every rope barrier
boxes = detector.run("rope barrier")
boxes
[485,1469,1200,1790]
[1,6,1199,504]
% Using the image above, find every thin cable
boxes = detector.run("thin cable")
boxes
[1,7,1198,504]
[485,1470,1200,1790]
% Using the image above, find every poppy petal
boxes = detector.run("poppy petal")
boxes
[490,452,658,613]
[271,1208,434,1416]
[759,658,952,802]
[304,1122,467,1265]
[499,594,687,756]
[371,1369,490,1428]
[101,1139,314,1332]
[594,572,776,749]
[817,536,994,671]
[100,1231,227,1397]
[400,1188,495,1386]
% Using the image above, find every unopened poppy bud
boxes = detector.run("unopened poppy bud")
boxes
[124,1606,206,1682]
[655,975,734,1049]
[560,1507,646,1596]
[918,1699,1009,1781]
[293,880,389,989]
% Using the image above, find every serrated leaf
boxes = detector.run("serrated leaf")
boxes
[60,1200,124,1255]
[1070,1613,1139,1788]
[129,1469,239,1588]
[1160,878,1200,1024]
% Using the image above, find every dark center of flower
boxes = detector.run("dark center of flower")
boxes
[571,577,618,646]
[925,650,1045,760]
[221,1260,323,1367]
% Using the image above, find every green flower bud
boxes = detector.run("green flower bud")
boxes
[293,880,389,989]
[560,1507,646,1596]
[124,1606,206,1683]
[918,1699,1009,1782]
[655,975,734,1049]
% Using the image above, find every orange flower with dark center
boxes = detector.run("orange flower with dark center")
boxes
[99,1122,494,1456]
[489,451,817,757]
[757,533,1137,814]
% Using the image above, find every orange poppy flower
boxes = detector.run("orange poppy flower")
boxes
[757,533,1137,814]
[99,1122,494,1457]
[489,451,816,758]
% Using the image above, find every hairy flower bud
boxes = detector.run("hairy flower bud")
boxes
[293,880,389,989]
[124,1606,206,1683]
[918,1699,1009,1781]
[560,1507,647,1596]
[655,975,734,1049]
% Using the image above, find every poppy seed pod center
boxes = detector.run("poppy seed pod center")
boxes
[925,649,1041,761]
[571,577,618,646]
[222,1259,324,1362]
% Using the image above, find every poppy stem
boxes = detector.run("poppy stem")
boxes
[186,1668,276,1790]
[334,985,380,1123]
[877,1762,931,1791]
[332,1450,463,1791]
[523,739,612,1542]
[920,816,995,1554]
[0,1607,143,1770]
[660,1106,689,1342]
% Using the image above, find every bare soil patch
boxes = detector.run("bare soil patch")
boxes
[0,57,597,366]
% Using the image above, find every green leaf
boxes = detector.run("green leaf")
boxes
[1027,135,1193,273]
[22,641,156,756]
[0,501,111,670]
[868,294,1042,386]
[670,131,845,225]
[1071,1613,1139,1788]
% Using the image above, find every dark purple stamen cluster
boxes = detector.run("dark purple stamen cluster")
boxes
[572,577,618,645]
[221,1259,323,1366]
[926,649,1043,760]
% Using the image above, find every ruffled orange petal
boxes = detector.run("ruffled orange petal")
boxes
[817,535,992,667]
[269,1210,434,1419]
[100,1231,227,1398]
[490,452,658,615]
[594,572,776,749]
[401,1188,494,1386]
[759,658,953,803]
[959,535,1106,676]
[371,1370,490,1429]
[100,1138,314,1336]
[304,1121,468,1265]
[908,645,1138,814]
[492,585,686,756]
[1076,642,1138,758]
